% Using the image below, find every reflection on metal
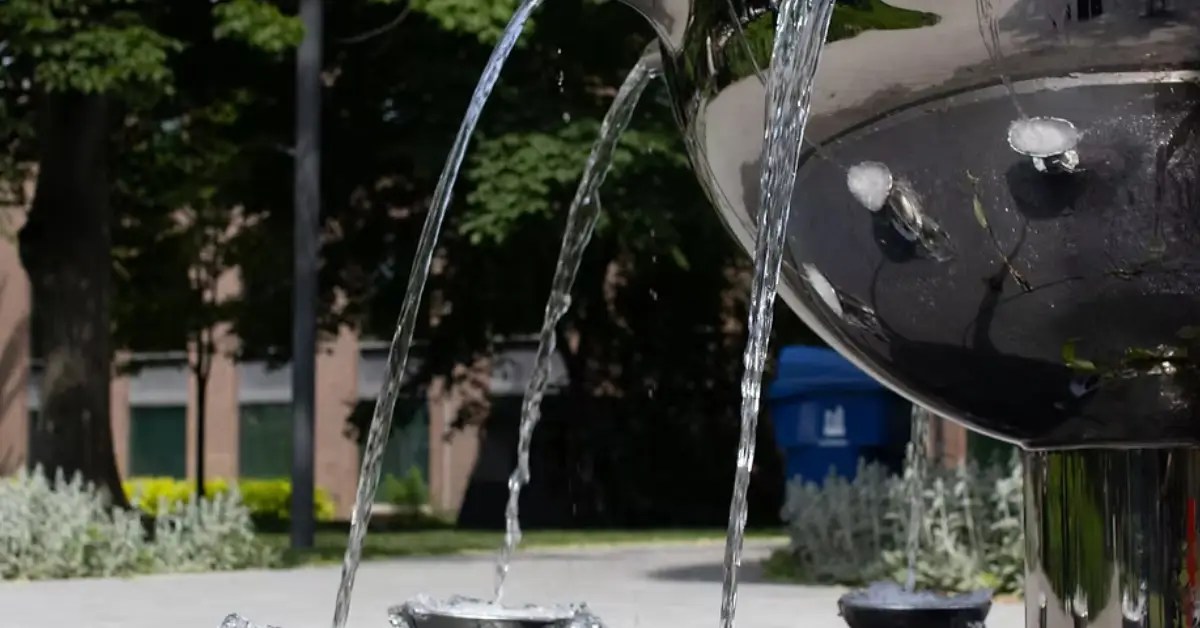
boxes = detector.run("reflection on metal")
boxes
[846,161,954,260]
[1024,449,1200,628]
[886,177,955,262]
[624,0,1200,448]
[847,161,893,213]
[388,596,604,628]
[1008,117,1083,174]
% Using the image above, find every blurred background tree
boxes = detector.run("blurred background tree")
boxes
[0,0,819,525]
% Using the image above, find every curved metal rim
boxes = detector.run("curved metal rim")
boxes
[387,605,579,623]
[838,592,993,612]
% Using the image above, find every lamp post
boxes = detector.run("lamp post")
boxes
[291,0,322,550]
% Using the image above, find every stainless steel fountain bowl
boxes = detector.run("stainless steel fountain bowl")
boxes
[619,0,1200,448]
[388,597,604,628]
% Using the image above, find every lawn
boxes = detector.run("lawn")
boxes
[265,527,785,566]
[828,0,940,42]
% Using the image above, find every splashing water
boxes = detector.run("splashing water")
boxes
[904,405,931,592]
[493,45,664,602]
[718,0,836,627]
[390,595,607,628]
[220,614,280,628]
[1007,116,1080,158]
[845,161,893,213]
[329,1,544,626]
[975,0,1026,118]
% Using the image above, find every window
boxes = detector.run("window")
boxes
[353,399,430,502]
[239,403,293,478]
[129,406,188,478]
[379,400,430,484]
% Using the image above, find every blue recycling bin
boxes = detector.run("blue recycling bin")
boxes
[768,345,906,485]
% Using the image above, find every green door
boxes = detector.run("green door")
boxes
[239,403,293,478]
[129,406,188,478]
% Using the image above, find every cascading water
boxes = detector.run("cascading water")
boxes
[904,406,931,592]
[975,0,1025,118]
[328,1,545,626]
[492,46,664,602]
[718,1,836,627]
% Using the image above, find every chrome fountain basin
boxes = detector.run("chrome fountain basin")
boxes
[388,596,604,628]
[624,0,1200,450]
[838,584,992,628]
[614,0,1200,626]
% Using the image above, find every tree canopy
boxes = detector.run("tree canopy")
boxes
[0,0,813,524]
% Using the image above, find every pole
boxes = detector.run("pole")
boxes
[291,0,322,550]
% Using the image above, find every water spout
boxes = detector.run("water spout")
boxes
[493,45,664,602]
[330,0,546,625]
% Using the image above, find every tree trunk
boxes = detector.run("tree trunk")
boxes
[19,91,128,508]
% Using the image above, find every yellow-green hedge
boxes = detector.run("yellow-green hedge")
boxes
[124,477,336,522]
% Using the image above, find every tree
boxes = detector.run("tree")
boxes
[111,116,246,499]
[0,0,299,504]
[306,0,816,524]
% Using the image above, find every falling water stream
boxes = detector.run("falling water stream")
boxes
[904,405,931,592]
[328,1,544,626]
[975,0,1027,118]
[976,0,1081,161]
[492,46,664,602]
[718,1,836,627]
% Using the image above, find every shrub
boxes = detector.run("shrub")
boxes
[778,453,1024,595]
[124,477,336,522]
[0,466,279,580]
[382,467,429,510]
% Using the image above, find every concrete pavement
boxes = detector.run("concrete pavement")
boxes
[0,540,1024,628]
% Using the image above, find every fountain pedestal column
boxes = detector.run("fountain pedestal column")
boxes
[1024,449,1200,628]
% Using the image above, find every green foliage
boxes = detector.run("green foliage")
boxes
[124,477,337,523]
[382,467,430,509]
[0,467,278,580]
[0,1,181,94]
[410,0,532,43]
[213,0,305,53]
[827,0,939,42]
[777,455,1024,595]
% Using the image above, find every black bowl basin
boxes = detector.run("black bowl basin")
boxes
[790,73,1200,448]
[838,585,993,628]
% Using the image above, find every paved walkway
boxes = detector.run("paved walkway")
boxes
[0,541,1024,628]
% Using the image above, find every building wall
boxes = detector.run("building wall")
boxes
[0,202,973,520]
[0,193,575,518]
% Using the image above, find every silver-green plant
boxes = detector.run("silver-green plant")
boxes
[0,466,279,580]
[780,451,1025,594]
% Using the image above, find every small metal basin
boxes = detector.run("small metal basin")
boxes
[388,595,604,628]
[837,583,993,628]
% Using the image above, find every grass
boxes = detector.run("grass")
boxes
[265,527,786,567]
[761,547,812,583]
[828,0,941,42]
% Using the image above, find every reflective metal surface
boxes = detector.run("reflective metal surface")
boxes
[838,585,991,628]
[619,0,1200,447]
[1024,448,1200,628]
[388,599,602,628]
